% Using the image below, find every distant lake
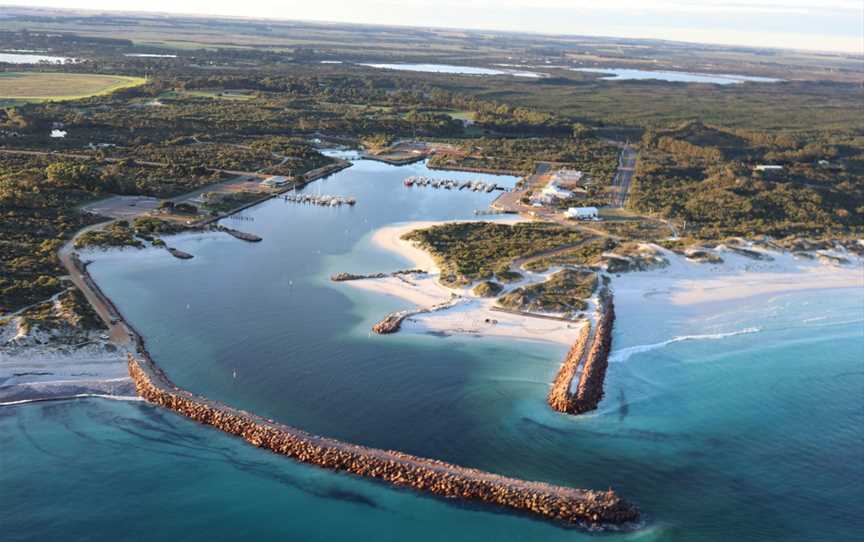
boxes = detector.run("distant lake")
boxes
[124,53,178,58]
[572,67,781,85]
[361,63,544,78]
[0,52,75,64]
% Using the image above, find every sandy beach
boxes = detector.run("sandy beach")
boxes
[343,221,863,346]
[612,244,864,306]
[0,311,134,405]
[344,218,590,346]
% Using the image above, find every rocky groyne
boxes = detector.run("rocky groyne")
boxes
[167,247,194,259]
[371,311,410,334]
[221,227,262,242]
[127,351,638,526]
[547,323,591,412]
[547,290,616,415]
[371,295,465,335]
[569,294,615,414]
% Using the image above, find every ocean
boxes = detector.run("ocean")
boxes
[2,156,861,541]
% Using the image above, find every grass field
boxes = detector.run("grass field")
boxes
[0,72,147,103]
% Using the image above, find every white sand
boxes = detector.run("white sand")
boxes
[1,323,133,403]
[343,222,863,346]
[344,218,589,345]
[612,244,864,306]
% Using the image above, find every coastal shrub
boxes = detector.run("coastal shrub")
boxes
[473,281,503,297]
[497,270,596,315]
[403,222,585,286]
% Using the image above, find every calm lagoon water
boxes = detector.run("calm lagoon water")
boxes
[2,157,861,541]
[361,63,544,78]
[571,67,781,85]
[0,52,75,64]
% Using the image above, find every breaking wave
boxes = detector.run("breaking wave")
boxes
[610,327,761,363]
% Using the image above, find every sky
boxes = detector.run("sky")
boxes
[9,0,864,54]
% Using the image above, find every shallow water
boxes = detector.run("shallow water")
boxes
[571,67,781,84]
[2,157,861,541]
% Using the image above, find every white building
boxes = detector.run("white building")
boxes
[540,181,573,200]
[261,175,290,188]
[754,165,783,172]
[565,206,599,220]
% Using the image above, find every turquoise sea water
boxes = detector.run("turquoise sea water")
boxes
[2,157,862,541]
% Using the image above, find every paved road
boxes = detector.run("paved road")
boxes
[610,145,637,208]
[58,223,134,345]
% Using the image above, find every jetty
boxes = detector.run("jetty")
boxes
[547,288,616,415]
[128,349,639,526]
[282,194,356,207]
[403,176,505,193]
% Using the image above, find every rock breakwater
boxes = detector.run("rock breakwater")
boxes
[570,294,615,414]
[547,290,616,415]
[127,352,639,526]
[371,295,465,335]
[221,227,262,242]
[372,311,409,334]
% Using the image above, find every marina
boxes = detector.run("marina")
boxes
[282,194,357,206]
[403,176,506,193]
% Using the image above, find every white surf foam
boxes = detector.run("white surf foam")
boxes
[610,327,761,363]
[0,394,142,407]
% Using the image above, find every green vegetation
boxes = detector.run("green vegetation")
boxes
[0,156,101,314]
[201,191,263,214]
[472,281,503,297]
[522,239,613,272]
[498,270,597,315]
[429,137,618,177]
[0,12,862,316]
[0,72,146,104]
[0,288,104,336]
[630,122,864,239]
[75,220,142,249]
[403,222,585,286]
[75,217,189,249]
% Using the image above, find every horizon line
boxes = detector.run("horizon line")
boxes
[2,3,862,57]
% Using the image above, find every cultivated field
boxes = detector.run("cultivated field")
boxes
[0,72,146,103]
